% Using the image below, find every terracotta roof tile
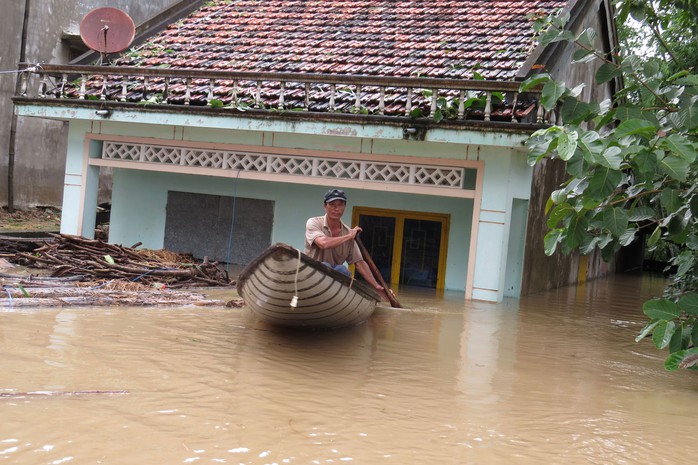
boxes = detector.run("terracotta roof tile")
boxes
[117,0,566,80]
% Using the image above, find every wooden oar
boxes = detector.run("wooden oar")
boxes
[355,236,402,308]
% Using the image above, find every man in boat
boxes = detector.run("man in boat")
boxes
[305,188,387,299]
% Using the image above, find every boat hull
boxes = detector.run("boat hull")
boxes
[237,243,380,328]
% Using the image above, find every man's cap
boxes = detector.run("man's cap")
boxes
[324,188,347,203]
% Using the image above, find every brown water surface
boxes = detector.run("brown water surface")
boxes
[1,273,696,464]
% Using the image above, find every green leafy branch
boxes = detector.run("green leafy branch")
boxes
[523,5,698,371]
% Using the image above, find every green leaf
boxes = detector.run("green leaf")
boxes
[631,150,657,175]
[433,108,443,123]
[621,54,642,75]
[547,202,574,228]
[566,152,588,177]
[543,229,563,256]
[518,73,551,92]
[588,167,622,199]
[565,214,589,249]
[572,48,596,64]
[615,119,657,139]
[578,130,604,157]
[410,107,424,118]
[618,226,637,246]
[542,81,566,110]
[659,155,691,181]
[675,250,695,276]
[615,104,641,122]
[595,62,621,85]
[669,323,692,352]
[661,189,682,212]
[104,255,115,265]
[669,93,698,131]
[603,207,629,237]
[652,320,676,349]
[664,348,698,371]
[538,27,562,46]
[17,284,30,298]
[691,195,698,217]
[643,60,660,77]
[679,293,698,315]
[647,226,662,247]
[560,97,595,124]
[628,206,655,221]
[661,134,697,163]
[635,319,660,342]
[209,99,225,108]
[576,28,597,48]
[579,235,600,254]
[598,146,623,170]
[557,131,578,161]
[687,234,698,250]
[643,299,681,320]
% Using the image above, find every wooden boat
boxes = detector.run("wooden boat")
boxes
[237,243,381,328]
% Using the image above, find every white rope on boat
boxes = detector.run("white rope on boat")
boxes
[290,248,300,308]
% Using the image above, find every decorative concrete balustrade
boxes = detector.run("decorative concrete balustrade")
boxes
[15,63,548,125]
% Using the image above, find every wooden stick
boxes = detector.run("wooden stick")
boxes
[355,236,402,308]
[0,390,130,399]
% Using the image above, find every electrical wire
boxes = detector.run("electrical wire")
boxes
[225,169,242,274]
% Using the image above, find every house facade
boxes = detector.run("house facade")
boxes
[12,0,619,301]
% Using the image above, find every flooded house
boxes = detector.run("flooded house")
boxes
[11,0,619,301]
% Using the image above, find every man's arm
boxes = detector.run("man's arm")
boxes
[313,226,361,249]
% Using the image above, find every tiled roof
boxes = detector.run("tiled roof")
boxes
[118,0,567,81]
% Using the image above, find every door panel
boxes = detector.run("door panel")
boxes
[352,207,449,289]
[358,215,396,283]
[400,219,442,288]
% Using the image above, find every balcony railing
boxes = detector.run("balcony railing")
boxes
[15,63,549,126]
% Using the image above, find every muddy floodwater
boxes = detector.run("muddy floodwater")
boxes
[1,273,696,464]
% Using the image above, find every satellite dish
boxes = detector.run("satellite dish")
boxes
[79,7,135,54]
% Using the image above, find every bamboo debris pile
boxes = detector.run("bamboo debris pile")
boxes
[8,233,234,288]
[0,234,53,254]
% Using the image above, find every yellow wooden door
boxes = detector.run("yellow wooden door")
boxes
[352,207,449,289]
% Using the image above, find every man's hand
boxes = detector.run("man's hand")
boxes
[348,226,362,239]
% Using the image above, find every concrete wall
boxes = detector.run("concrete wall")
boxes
[0,0,185,209]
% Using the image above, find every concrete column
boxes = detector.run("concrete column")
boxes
[470,152,513,302]
[59,122,98,238]
[470,149,533,302]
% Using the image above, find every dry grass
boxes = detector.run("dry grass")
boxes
[0,206,61,232]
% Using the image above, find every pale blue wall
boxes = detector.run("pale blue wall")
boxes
[109,170,473,291]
